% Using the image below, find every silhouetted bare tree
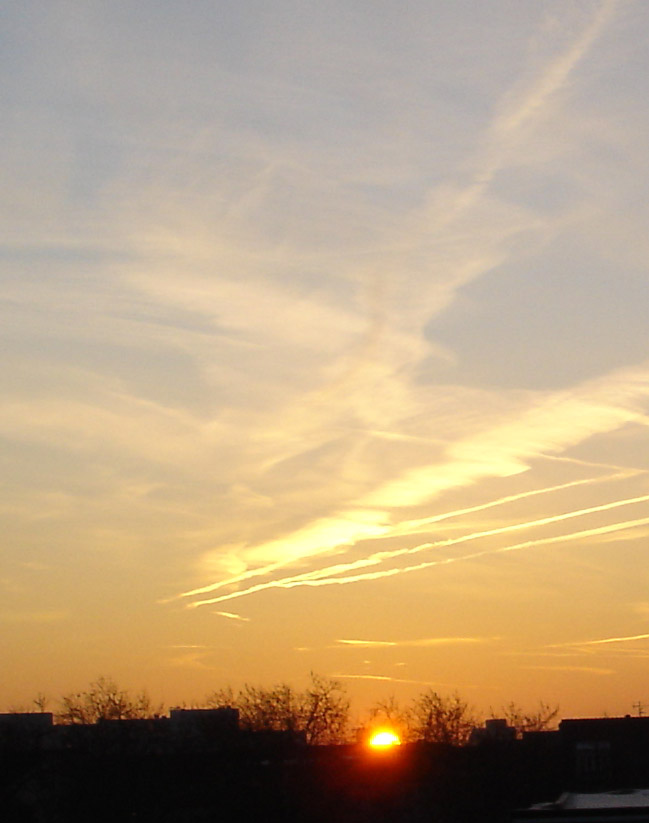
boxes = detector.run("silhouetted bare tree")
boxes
[57,676,160,724]
[33,692,49,713]
[205,673,349,743]
[494,701,559,737]
[367,694,410,740]
[238,683,300,732]
[407,690,476,745]
[301,673,349,744]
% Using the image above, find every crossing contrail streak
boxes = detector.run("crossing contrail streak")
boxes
[540,454,644,472]
[178,470,637,601]
[186,509,649,607]
[389,471,639,538]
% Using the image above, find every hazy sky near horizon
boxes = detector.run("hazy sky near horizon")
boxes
[3,0,649,716]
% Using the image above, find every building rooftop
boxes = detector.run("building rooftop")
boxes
[534,790,649,810]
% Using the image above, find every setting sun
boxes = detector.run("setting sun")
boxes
[369,730,401,748]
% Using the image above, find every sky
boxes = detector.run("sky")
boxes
[2,0,649,720]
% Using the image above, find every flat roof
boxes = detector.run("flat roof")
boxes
[533,790,649,810]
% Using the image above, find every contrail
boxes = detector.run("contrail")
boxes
[336,637,493,648]
[186,512,649,607]
[313,516,649,592]
[550,633,649,648]
[424,0,620,228]
[334,674,396,682]
[177,513,390,600]
[332,673,450,687]
[185,496,649,606]
[586,633,649,647]
[390,471,639,538]
[178,470,635,600]
[540,454,644,472]
[493,0,619,138]
[521,665,613,675]
[214,611,250,622]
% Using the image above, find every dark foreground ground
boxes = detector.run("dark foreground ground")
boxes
[1,739,563,822]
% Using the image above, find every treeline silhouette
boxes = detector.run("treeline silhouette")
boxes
[1,675,564,823]
[11,673,559,744]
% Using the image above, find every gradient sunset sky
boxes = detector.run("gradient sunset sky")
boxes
[3,0,649,718]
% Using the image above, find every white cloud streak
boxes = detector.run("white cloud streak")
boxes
[182,472,630,601]
[550,633,649,648]
[178,360,649,606]
[214,611,250,622]
[336,637,495,648]
[186,509,649,608]
[332,673,447,686]
[521,665,614,675]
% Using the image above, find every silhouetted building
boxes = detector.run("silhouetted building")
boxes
[169,706,239,733]
[168,707,240,751]
[560,717,649,790]
[0,711,53,751]
[0,711,52,728]
[93,716,170,754]
[470,717,517,744]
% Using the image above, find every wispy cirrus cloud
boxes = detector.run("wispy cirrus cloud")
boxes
[164,644,210,650]
[182,460,649,606]
[214,611,250,622]
[521,665,614,675]
[174,354,649,610]
[336,637,496,649]
[549,633,649,648]
[184,513,649,608]
[332,673,453,687]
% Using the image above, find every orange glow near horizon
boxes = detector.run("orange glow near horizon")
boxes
[368,730,401,748]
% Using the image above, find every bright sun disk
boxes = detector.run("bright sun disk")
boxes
[369,730,401,748]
